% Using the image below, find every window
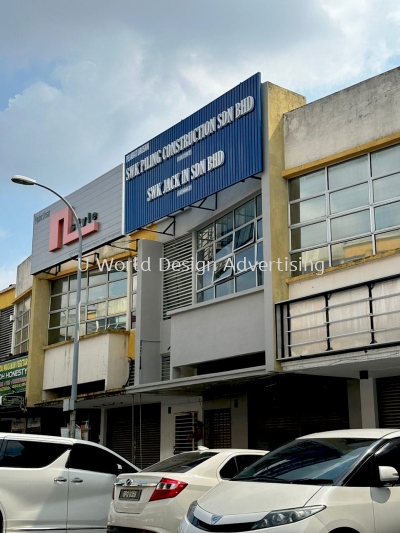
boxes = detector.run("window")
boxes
[48,268,127,345]
[68,443,132,474]
[196,195,263,302]
[219,454,264,480]
[374,439,400,486]
[289,144,400,275]
[0,439,70,468]
[142,451,217,473]
[14,296,30,355]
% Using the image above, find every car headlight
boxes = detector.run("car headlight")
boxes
[187,501,198,524]
[251,505,326,528]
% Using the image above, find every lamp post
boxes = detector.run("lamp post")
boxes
[11,175,82,439]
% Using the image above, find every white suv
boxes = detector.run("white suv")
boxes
[0,432,138,533]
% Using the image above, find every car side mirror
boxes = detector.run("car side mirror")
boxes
[379,466,399,486]
[116,463,123,474]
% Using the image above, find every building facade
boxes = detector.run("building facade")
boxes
[7,66,400,464]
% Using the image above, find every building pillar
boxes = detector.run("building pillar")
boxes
[360,378,379,428]
[99,407,107,446]
[347,379,362,428]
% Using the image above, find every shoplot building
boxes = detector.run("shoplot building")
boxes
[3,67,400,464]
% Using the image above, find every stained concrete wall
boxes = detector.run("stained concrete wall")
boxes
[284,67,400,169]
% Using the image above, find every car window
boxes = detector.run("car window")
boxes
[68,443,122,475]
[236,454,264,473]
[220,458,238,479]
[234,438,377,485]
[0,439,70,468]
[374,439,400,486]
[142,451,218,473]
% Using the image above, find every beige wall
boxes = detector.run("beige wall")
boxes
[0,286,15,310]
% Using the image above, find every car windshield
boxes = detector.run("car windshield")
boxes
[142,451,218,473]
[233,438,378,485]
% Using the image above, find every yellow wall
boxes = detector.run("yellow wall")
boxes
[25,276,50,407]
[0,286,15,310]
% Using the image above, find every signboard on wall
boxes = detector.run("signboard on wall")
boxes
[124,73,262,234]
[31,165,124,274]
[0,356,27,395]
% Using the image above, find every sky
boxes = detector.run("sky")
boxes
[1,0,400,289]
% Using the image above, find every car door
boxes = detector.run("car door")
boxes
[66,442,127,530]
[371,438,400,533]
[0,437,70,532]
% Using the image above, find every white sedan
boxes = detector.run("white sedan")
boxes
[107,448,266,533]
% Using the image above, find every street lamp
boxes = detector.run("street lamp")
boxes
[11,175,82,439]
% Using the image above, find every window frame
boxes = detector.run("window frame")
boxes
[288,144,400,275]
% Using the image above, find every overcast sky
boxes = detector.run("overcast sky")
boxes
[1,0,400,288]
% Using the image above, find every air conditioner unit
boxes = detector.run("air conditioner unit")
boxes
[9,314,15,322]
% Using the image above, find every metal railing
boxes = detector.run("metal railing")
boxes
[276,273,400,360]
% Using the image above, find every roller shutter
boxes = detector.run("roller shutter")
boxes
[106,403,161,469]
[377,376,400,428]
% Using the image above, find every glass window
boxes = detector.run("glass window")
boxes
[376,229,400,253]
[197,245,214,263]
[215,213,233,238]
[107,315,126,330]
[214,258,233,282]
[143,451,218,473]
[67,307,86,324]
[373,173,400,203]
[86,302,107,320]
[290,196,325,224]
[235,200,255,227]
[109,279,127,298]
[330,183,369,214]
[289,170,325,201]
[215,279,234,298]
[331,236,373,266]
[109,269,127,281]
[290,247,329,277]
[197,288,214,303]
[68,443,121,475]
[50,294,68,311]
[198,224,214,247]
[49,311,67,328]
[257,242,264,263]
[86,319,106,334]
[291,221,327,250]
[235,246,255,273]
[220,458,238,479]
[371,144,400,177]
[51,278,68,295]
[216,235,233,261]
[88,285,107,302]
[331,210,370,241]
[88,270,108,286]
[328,155,368,190]
[234,223,254,250]
[69,274,87,291]
[48,328,67,345]
[196,196,263,301]
[197,269,213,290]
[375,201,400,231]
[234,438,377,484]
[0,440,70,468]
[108,297,127,316]
[236,270,257,292]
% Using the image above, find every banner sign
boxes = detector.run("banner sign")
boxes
[0,356,28,395]
[124,73,262,233]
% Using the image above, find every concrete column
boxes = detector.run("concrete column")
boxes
[99,408,107,446]
[360,378,379,428]
[347,379,362,428]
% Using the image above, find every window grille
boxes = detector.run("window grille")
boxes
[161,354,170,381]
[0,305,13,358]
[174,412,198,454]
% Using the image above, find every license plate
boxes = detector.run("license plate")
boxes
[119,488,142,501]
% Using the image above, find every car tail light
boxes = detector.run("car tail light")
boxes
[149,478,188,501]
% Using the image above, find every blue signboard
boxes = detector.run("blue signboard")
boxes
[124,73,262,233]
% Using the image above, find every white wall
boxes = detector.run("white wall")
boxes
[42,331,128,394]
[169,288,265,368]
[16,256,32,297]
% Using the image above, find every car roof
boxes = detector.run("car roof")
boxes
[298,429,400,439]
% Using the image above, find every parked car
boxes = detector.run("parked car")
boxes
[179,429,400,533]
[107,448,266,533]
[0,432,138,533]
